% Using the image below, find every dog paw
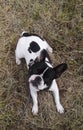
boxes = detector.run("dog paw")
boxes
[50,48,53,53]
[16,59,21,65]
[32,105,38,115]
[56,104,64,114]
[48,48,53,53]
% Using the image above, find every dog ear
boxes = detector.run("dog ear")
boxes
[35,49,47,62]
[53,63,67,79]
[39,49,47,61]
[38,49,52,62]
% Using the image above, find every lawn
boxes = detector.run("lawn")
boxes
[0,0,83,130]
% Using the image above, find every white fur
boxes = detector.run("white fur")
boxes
[29,75,64,115]
[49,80,64,114]
[29,75,47,91]
[28,60,64,115]
[15,33,53,68]
[15,32,64,115]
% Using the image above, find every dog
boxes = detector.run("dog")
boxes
[15,31,53,68]
[28,49,67,115]
[15,33,67,115]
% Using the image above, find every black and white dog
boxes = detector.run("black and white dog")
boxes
[15,31,52,68]
[15,32,67,115]
[28,50,67,115]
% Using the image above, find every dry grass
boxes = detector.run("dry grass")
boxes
[0,0,83,130]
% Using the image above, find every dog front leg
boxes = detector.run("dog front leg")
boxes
[49,80,64,114]
[30,87,38,115]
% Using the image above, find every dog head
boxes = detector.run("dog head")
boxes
[28,49,67,88]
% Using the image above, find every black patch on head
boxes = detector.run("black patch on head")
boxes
[28,41,40,53]
[28,50,51,75]
[43,68,55,87]
[31,76,42,88]
[29,60,48,76]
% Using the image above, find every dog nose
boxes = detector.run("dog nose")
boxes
[30,59,33,62]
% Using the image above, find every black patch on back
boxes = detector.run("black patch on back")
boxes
[31,76,42,88]
[28,41,40,53]
[28,48,32,53]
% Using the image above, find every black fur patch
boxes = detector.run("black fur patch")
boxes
[28,41,40,53]
[29,59,34,67]
[28,47,32,53]
[29,60,48,75]
[43,68,54,87]
[31,76,42,88]
[39,49,52,63]
[22,32,44,41]
[22,32,30,37]
[53,63,68,79]
[43,63,67,87]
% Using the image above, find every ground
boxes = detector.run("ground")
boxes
[0,0,83,130]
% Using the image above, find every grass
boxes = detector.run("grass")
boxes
[0,0,83,130]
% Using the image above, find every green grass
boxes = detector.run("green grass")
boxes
[0,0,83,130]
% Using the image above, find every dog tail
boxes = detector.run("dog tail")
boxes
[20,31,30,37]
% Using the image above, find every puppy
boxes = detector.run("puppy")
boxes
[28,50,67,115]
[15,31,52,68]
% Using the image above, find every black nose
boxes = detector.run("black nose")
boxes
[30,59,33,62]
